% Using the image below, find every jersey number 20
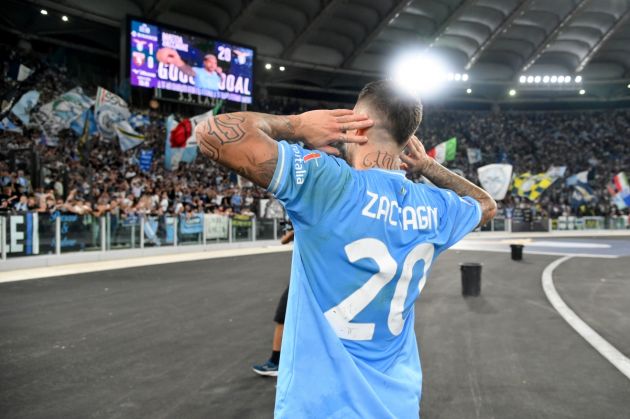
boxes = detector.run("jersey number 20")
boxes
[324,238,434,341]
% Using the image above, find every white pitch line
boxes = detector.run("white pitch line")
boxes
[542,256,630,380]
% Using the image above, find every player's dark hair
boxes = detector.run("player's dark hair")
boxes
[357,80,422,145]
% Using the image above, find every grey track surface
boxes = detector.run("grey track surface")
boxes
[1,250,629,419]
[553,256,630,359]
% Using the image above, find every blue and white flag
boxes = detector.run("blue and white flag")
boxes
[70,109,98,136]
[11,90,40,125]
[36,87,93,136]
[0,117,22,134]
[115,120,144,151]
[546,165,567,180]
[477,164,513,200]
[95,87,130,138]
[566,170,589,187]
[570,182,596,208]
[129,113,150,129]
[138,149,154,172]
[611,191,630,209]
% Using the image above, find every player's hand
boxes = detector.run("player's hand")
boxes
[156,47,184,67]
[296,109,373,156]
[400,135,431,174]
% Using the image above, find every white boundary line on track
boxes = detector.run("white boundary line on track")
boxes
[542,256,630,381]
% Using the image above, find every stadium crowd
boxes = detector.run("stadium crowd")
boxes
[1,44,629,222]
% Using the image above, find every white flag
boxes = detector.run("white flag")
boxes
[95,87,130,138]
[477,164,513,200]
[115,120,144,151]
[467,148,482,164]
[546,166,567,180]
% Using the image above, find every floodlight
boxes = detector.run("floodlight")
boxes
[279,66,285,71]
[390,51,450,96]
[265,63,272,70]
[62,15,69,22]
[557,76,565,84]
[527,76,534,83]
[40,9,48,15]
[462,73,469,81]
[543,75,550,83]
[564,76,571,83]
[466,88,472,94]
[509,89,516,96]
[534,76,541,83]
[454,73,462,81]
[550,75,558,83]
[519,75,526,83]
[575,75,582,83]
[447,73,454,81]
[579,89,585,95]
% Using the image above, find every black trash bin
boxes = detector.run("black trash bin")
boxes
[460,263,482,297]
[510,244,524,261]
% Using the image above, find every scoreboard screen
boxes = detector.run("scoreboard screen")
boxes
[128,18,255,104]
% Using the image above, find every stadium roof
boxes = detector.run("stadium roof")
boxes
[6,0,630,103]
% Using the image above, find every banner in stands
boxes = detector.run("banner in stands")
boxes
[179,214,204,235]
[3,213,39,256]
[204,214,229,239]
[129,18,254,104]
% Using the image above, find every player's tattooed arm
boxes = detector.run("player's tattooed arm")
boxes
[401,135,497,226]
[197,110,373,188]
[196,113,283,188]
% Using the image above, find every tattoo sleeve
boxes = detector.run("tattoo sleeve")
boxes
[196,112,298,189]
[421,159,497,225]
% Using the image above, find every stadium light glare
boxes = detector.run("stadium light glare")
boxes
[543,75,550,83]
[534,76,541,83]
[454,73,462,81]
[466,88,472,94]
[62,15,69,22]
[575,75,582,83]
[527,76,534,83]
[279,66,285,71]
[509,89,516,97]
[550,75,558,83]
[447,73,454,81]
[519,75,526,84]
[462,73,469,81]
[579,89,585,95]
[390,51,450,97]
[265,63,272,70]
[40,9,48,15]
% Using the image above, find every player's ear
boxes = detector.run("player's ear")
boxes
[401,136,411,153]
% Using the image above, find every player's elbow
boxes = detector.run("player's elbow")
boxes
[196,122,220,162]
[480,198,497,225]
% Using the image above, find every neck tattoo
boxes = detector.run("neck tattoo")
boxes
[362,151,399,170]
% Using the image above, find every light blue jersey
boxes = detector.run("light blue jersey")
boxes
[192,67,221,90]
[269,141,481,418]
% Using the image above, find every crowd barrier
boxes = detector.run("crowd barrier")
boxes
[0,212,281,260]
[0,212,628,261]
